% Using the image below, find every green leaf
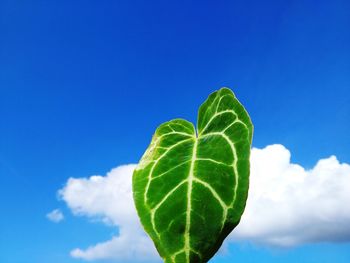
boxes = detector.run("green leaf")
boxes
[133,88,253,262]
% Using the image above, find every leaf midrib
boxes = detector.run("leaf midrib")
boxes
[184,137,197,262]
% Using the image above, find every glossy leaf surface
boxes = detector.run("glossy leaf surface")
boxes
[133,88,253,262]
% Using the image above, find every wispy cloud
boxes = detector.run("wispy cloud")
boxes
[58,144,350,261]
[46,209,64,223]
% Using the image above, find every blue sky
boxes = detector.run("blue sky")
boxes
[1,0,350,263]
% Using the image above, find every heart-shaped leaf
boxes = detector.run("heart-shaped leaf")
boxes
[133,88,253,262]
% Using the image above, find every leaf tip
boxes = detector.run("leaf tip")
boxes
[218,86,236,97]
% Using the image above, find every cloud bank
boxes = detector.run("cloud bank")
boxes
[59,164,159,262]
[232,144,350,246]
[58,144,350,261]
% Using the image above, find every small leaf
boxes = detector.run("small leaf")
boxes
[133,88,253,262]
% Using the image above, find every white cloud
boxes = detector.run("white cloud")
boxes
[58,145,350,261]
[46,209,64,223]
[59,165,160,262]
[231,144,350,246]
